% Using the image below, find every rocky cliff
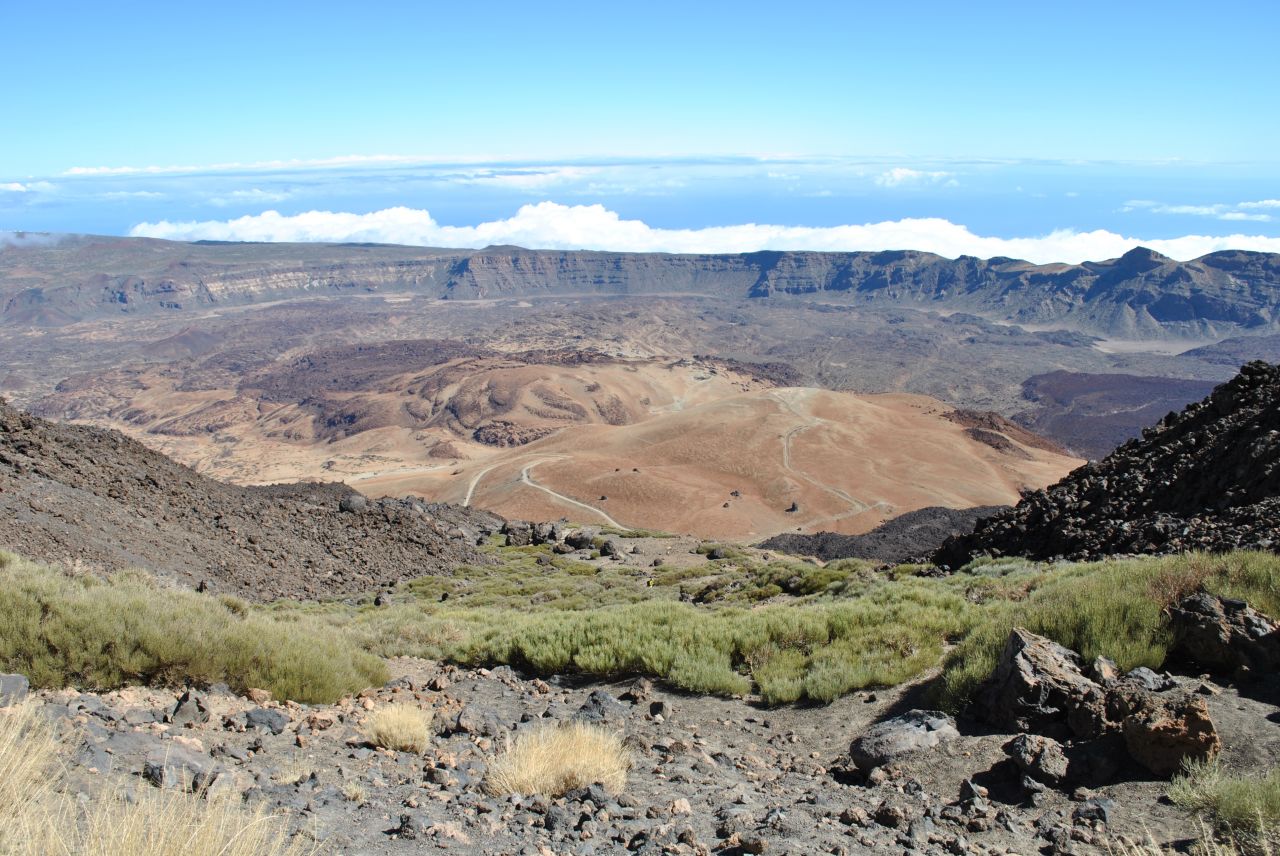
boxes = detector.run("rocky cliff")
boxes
[4,237,1280,339]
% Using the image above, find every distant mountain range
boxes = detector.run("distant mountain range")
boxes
[3,236,1280,340]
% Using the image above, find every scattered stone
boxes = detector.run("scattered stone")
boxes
[246,707,289,735]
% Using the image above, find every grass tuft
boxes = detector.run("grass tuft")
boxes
[484,721,630,797]
[363,703,433,754]
[1170,759,1280,851]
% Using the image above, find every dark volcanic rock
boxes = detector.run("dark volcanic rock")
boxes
[975,629,1221,780]
[936,361,1280,565]
[0,398,501,600]
[972,629,1108,740]
[1168,592,1280,674]
[759,505,1008,563]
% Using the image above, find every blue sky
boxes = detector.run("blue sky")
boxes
[4,1,1280,262]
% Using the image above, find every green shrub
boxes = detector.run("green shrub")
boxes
[937,552,1280,712]
[0,552,385,703]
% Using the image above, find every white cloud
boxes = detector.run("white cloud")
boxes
[209,188,293,207]
[101,190,165,199]
[449,167,597,190]
[128,202,1280,264]
[1125,198,1279,222]
[0,181,55,193]
[63,154,439,177]
[874,168,955,187]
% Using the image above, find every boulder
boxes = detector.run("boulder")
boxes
[574,690,629,725]
[599,538,624,559]
[1168,592,1280,675]
[1120,693,1220,777]
[0,673,30,707]
[501,520,533,547]
[454,704,505,737]
[245,707,289,735]
[338,493,367,514]
[531,522,564,545]
[564,528,598,551]
[847,710,960,772]
[1005,734,1069,785]
[168,690,209,726]
[143,744,220,792]
[972,628,1108,739]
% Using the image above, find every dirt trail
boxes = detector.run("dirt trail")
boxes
[770,389,876,526]
[520,457,626,528]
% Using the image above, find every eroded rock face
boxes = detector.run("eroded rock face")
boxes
[1168,591,1280,674]
[971,629,1108,740]
[847,710,960,772]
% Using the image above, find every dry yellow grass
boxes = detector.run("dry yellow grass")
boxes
[484,721,630,797]
[0,699,311,856]
[363,703,433,754]
[1112,823,1273,856]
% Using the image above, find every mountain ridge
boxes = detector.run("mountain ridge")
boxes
[4,236,1280,340]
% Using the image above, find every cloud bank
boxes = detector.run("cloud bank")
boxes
[129,202,1280,265]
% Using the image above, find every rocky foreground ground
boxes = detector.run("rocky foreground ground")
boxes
[6,591,1279,856]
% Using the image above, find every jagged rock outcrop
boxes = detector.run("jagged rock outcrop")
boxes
[0,397,501,599]
[974,628,1220,779]
[936,361,1280,565]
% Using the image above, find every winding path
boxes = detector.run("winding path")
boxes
[520,458,626,528]
[462,464,500,507]
[769,389,877,525]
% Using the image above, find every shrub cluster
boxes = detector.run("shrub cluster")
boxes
[0,551,386,704]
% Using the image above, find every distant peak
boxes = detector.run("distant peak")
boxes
[1115,246,1172,271]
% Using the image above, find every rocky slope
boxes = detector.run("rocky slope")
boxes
[935,361,1280,565]
[757,505,1008,563]
[0,398,500,599]
[4,236,1280,339]
[11,617,1280,856]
